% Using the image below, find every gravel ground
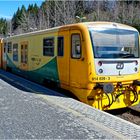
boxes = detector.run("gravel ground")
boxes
[109,104,140,126]
[118,112,140,125]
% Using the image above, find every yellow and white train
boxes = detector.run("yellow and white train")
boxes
[0,22,140,110]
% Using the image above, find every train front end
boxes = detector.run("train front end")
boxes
[88,23,140,110]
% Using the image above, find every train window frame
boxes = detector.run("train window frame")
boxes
[43,37,54,57]
[4,42,7,53]
[57,36,64,57]
[7,42,12,53]
[89,28,139,59]
[21,45,24,63]
[21,44,28,64]
[24,44,28,64]
[13,43,18,62]
[71,34,81,59]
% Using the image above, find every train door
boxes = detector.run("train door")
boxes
[69,30,85,88]
[57,30,70,88]
[20,42,28,70]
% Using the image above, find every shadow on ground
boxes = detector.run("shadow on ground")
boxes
[0,69,78,100]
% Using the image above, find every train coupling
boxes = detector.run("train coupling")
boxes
[94,83,114,94]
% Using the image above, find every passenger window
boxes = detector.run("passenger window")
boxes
[13,43,18,61]
[71,34,81,59]
[21,45,24,63]
[57,37,64,56]
[4,42,7,53]
[25,45,28,63]
[8,42,12,53]
[21,44,28,64]
[43,38,54,56]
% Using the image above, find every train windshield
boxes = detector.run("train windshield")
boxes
[90,28,139,58]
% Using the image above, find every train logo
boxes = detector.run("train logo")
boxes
[116,62,124,69]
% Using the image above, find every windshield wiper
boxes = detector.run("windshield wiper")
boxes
[99,52,136,58]
[121,53,135,58]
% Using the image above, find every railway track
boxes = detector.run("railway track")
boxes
[107,104,140,125]
[129,104,140,113]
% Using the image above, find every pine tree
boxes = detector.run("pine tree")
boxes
[1,0,140,35]
[27,4,39,31]
[0,18,7,36]
[19,5,28,33]
[12,8,21,31]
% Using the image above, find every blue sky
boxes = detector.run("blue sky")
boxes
[0,0,44,19]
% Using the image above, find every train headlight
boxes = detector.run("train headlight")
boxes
[98,61,102,66]
[134,67,137,72]
[103,83,114,94]
[135,60,138,65]
[98,69,103,73]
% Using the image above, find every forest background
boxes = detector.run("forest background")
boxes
[0,0,140,36]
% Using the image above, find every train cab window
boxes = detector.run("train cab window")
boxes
[7,42,12,53]
[13,43,18,61]
[43,38,54,56]
[71,34,81,59]
[57,37,64,56]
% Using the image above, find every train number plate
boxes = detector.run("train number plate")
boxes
[92,77,110,81]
